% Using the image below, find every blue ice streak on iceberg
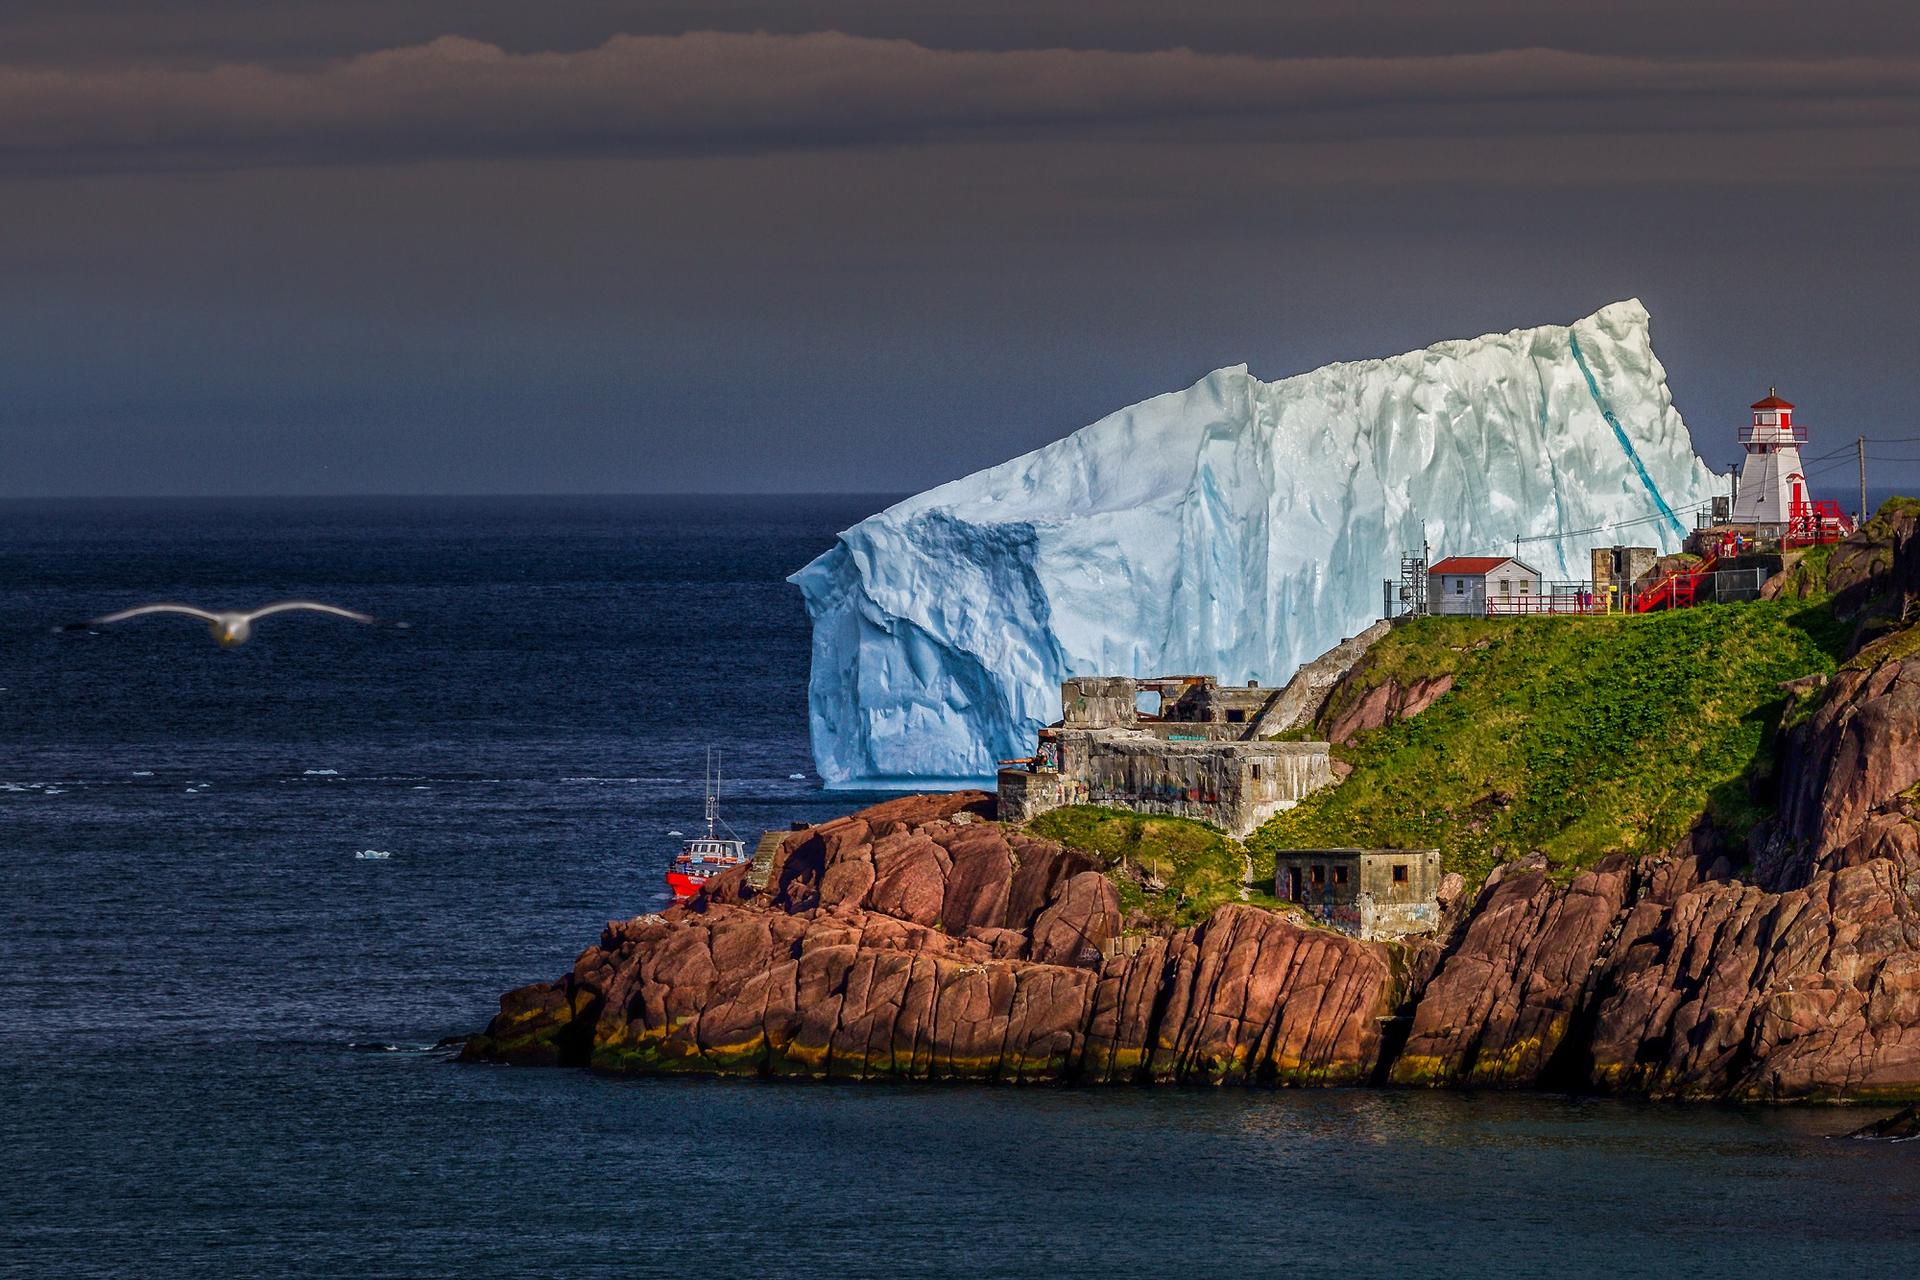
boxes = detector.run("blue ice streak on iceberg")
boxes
[1568,332,1685,540]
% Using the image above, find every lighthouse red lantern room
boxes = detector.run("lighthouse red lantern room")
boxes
[1731,390,1853,545]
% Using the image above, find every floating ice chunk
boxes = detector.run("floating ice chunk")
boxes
[791,300,1723,787]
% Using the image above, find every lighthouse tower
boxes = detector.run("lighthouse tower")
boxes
[1731,390,1808,527]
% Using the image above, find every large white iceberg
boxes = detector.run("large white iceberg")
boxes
[791,300,1723,788]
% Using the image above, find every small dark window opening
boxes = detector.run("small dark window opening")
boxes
[1392,864,1408,884]
[1250,764,1262,780]
[1226,709,1246,723]
[1334,866,1349,886]
[1311,865,1325,886]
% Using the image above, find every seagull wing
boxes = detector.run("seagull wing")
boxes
[85,603,224,626]
[242,601,377,625]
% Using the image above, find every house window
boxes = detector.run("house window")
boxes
[1392,864,1408,884]
[1520,581,1530,595]
[1499,579,1512,595]
[1226,709,1245,723]
[1454,578,1465,595]
[1334,866,1349,886]
[1250,763,1261,780]
[1311,865,1325,887]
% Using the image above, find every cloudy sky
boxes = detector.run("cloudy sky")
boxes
[6,1,1918,497]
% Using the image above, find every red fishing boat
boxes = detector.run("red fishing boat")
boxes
[664,749,747,900]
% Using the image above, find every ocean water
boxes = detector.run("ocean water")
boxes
[2,495,1917,1279]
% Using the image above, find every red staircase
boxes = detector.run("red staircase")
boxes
[1632,555,1718,613]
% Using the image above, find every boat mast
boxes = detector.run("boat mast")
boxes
[705,747,719,839]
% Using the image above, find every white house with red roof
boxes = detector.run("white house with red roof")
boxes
[1428,555,1543,616]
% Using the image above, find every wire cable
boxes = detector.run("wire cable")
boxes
[1514,499,1717,545]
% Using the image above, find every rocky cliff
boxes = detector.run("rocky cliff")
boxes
[1395,501,1920,1100]
[464,791,1409,1084]
[467,503,1920,1100]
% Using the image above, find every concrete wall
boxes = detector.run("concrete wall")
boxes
[1069,734,1330,837]
[1139,676,1274,729]
[1002,727,1332,838]
[1274,848,1441,941]
[1062,677,1138,728]
[1250,619,1394,738]
[1591,546,1658,598]
[996,767,1081,823]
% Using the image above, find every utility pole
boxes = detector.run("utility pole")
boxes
[1859,434,1868,525]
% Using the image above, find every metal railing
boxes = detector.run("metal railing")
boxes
[1483,592,1608,615]
[1438,568,1771,618]
[1737,423,1808,444]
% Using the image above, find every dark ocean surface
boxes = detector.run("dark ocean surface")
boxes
[3,494,1918,1279]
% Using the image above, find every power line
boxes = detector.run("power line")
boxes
[1514,499,1716,545]
[1792,435,1917,464]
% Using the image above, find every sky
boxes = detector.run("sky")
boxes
[4,1,1919,498]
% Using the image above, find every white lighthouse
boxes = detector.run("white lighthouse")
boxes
[1731,390,1807,526]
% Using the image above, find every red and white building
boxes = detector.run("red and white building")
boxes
[1730,391,1854,542]
[1731,391,1807,527]
[1428,555,1543,615]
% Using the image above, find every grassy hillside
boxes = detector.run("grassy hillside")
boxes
[1249,600,1850,885]
[1023,806,1259,928]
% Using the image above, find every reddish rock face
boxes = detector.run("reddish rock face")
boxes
[1769,658,1920,885]
[1392,640,1920,1101]
[1322,674,1454,745]
[1825,504,1920,619]
[465,794,1395,1085]
[1391,857,1635,1087]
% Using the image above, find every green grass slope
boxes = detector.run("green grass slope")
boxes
[1023,806,1260,928]
[1249,601,1850,886]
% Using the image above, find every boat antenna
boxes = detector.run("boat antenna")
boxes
[705,747,718,839]
[702,746,741,841]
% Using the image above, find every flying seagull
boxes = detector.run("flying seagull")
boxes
[59,601,397,647]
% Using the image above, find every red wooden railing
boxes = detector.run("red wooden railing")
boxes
[1632,555,1719,613]
[1782,499,1854,549]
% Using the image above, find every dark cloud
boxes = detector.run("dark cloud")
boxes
[3,33,1918,175]
[2,7,1915,501]
[5,1,1920,66]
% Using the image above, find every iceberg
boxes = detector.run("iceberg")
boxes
[791,300,1724,788]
